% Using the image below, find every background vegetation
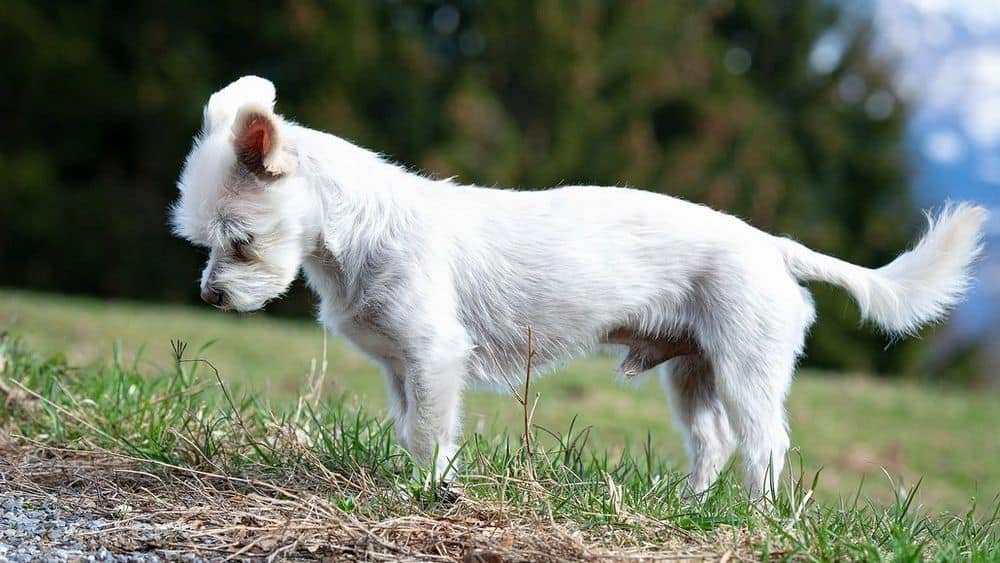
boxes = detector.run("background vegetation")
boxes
[2,0,952,377]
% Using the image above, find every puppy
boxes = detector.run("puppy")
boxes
[171,76,987,496]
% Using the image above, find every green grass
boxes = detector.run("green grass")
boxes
[2,288,997,516]
[2,289,999,558]
[2,327,997,559]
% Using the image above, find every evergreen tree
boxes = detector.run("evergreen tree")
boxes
[0,0,927,375]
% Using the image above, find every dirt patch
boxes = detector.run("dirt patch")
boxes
[0,442,752,561]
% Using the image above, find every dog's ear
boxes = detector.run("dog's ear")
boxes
[231,104,296,178]
[205,76,276,133]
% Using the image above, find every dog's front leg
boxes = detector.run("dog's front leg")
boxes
[382,360,410,451]
[401,347,468,482]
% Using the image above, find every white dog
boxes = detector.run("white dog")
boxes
[171,76,987,496]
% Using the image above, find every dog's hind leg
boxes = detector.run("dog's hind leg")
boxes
[660,355,736,495]
[710,327,800,498]
[698,260,813,498]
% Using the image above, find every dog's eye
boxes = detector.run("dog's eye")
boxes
[232,236,254,262]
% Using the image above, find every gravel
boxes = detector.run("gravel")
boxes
[0,495,200,563]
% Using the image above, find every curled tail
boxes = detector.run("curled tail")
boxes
[776,203,989,335]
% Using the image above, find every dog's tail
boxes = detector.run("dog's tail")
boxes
[775,202,989,335]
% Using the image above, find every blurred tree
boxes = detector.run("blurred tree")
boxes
[0,0,930,375]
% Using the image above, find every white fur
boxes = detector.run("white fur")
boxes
[204,76,277,133]
[172,77,989,496]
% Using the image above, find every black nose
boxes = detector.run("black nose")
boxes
[200,287,224,307]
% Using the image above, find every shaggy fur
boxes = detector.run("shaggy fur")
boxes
[171,76,988,496]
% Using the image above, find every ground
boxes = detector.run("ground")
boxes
[0,288,997,560]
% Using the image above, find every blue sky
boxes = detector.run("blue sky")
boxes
[863,0,1000,337]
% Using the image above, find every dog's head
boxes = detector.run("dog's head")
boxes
[171,76,315,312]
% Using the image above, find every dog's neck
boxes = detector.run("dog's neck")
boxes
[292,125,441,315]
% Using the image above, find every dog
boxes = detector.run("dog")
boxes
[171,76,987,496]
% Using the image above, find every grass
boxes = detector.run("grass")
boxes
[1,288,999,559]
[2,288,998,511]
[1,331,997,560]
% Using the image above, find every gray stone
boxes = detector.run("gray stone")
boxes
[0,495,206,563]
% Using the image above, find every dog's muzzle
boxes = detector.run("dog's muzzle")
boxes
[200,286,225,308]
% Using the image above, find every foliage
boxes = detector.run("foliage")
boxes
[0,1,924,374]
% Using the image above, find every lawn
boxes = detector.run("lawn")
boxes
[2,288,997,517]
[2,288,998,559]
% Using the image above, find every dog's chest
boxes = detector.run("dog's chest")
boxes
[321,301,406,365]
[305,249,408,362]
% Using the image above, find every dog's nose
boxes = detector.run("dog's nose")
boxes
[200,287,224,307]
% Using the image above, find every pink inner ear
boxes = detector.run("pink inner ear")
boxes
[237,114,275,176]
[245,116,271,157]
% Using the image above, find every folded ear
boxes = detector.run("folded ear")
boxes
[231,104,296,178]
[205,75,276,133]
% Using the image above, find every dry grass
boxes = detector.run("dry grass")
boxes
[0,442,756,562]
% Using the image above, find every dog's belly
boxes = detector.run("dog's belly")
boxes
[604,327,699,376]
